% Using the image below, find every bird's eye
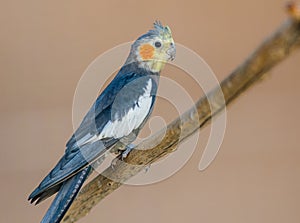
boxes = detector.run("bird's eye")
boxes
[154,41,162,48]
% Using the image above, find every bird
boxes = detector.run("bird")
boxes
[28,21,176,223]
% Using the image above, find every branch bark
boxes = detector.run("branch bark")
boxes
[63,4,300,222]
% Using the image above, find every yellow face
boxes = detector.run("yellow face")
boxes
[137,30,175,73]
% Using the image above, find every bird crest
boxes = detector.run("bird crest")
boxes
[136,21,173,41]
[148,20,172,40]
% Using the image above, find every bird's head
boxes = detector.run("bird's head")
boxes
[127,21,176,73]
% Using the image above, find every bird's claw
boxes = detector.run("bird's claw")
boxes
[111,144,135,170]
[121,144,135,160]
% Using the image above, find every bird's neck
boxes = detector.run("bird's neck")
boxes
[138,60,166,73]
[121,61,160,77]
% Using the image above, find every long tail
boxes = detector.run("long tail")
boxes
[41,166,91,223]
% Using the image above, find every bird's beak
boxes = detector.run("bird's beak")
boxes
[167,43,176,61]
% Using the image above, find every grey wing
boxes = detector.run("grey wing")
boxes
[66,72,155,148]
[65,72,137,149]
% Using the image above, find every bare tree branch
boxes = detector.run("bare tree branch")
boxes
[62,3,300,222]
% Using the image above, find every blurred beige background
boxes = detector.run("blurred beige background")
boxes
[1,0,300,222]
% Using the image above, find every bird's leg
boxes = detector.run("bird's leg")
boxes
[121,144,135,160]
[110,144,135,170]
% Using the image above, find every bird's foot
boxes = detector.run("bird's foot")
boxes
[111,144,135,170]
[121,144,135,160]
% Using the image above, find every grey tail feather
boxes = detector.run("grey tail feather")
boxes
[41,166,91,223]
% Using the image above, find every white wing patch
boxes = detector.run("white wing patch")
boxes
[98,79,153,139]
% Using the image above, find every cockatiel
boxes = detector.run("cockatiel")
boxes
[29,21,176,223]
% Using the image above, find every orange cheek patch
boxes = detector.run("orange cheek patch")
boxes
[139,44,154,60]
